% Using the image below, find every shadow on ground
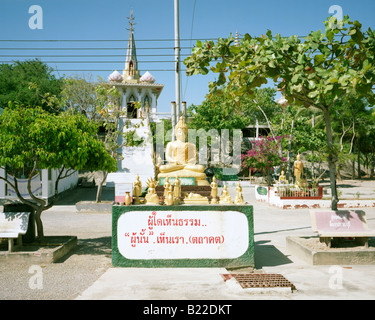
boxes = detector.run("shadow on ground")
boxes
[254,240,293,269]
[56,236,112,263]
[54,187,115,205]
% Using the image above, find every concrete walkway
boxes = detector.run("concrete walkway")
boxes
[1,181,375,301]
[75,182,375,300]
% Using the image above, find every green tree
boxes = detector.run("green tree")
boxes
[330,96,374,178]
[0,59,63,113]
[0,105,117,239]
[60,76,145,202]
[93,83,144,202]
[60,75,97,120]
[184,16,375,210]
[189,87,280,133]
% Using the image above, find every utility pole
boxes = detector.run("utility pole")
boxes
[174,0,181,122]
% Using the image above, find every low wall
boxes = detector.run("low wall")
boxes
[255,185,375,209]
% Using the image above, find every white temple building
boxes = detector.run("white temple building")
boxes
[106,12,164,187]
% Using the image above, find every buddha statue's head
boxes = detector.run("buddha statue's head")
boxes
[175,116,188,142]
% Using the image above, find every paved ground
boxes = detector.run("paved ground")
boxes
[1,180,375,301]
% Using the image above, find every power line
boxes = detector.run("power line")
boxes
[0,60,177,63]
[0,47,194,50]
[0,54,190,57]
[51,69,187,72]
[0,38,217,42]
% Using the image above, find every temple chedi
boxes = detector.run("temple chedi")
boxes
[106,11,164,187]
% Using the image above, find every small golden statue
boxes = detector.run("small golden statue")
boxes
[294,154,304,184]
[173,176,181,204]
[235,182,246,205]
[133,174,142,205]
[210,176,218,204]
[163,177,172,198]
[165,191,174,206]
[278,170,287,184]
[184,192,209,204]
[219,185,233,204]
[145,177,160,205]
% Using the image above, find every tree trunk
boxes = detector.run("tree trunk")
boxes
[357,146,361,179]
[286,118,294,182]
[322,108,338,210]
[34,207,44,240]
[352,156,356,179]
[96,171,108,203]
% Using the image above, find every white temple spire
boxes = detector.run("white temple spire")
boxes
[123,10,140,82]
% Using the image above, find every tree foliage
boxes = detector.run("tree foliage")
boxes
[0,59,63,113]
[0,105,117,238]
[184,16,375,209]
[188,87,280,132]
[60,76,145,202]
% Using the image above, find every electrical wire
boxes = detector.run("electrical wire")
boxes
[0,37,200,74]
[51,69,187,72]
[0,47,194,50]
[0,54,190,57]
[0,38,217,42]
[0,61,178,63]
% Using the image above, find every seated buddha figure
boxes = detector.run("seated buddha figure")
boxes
[158,116,208,185]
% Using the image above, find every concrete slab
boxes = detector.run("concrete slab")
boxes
[0,236,77,263]
[75,268,294,300]
[76,268,228,300]
[286,236,375,265]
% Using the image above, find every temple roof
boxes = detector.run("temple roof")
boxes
[140,71,155,83]
[107,10,163,98]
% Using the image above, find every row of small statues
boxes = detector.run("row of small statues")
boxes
[130,175,246,206]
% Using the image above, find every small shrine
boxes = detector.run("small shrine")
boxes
[106,11,164,187]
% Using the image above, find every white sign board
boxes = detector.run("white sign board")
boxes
[117,210,249,260]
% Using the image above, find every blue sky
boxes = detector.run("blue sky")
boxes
[1,0,374,113]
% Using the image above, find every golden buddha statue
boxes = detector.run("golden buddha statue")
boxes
[278,170,287,184]
[294,154,304,184]
[235,182,246,205]
[158,116,208,185]
[219,185,233,204]
[133,174,142,204]
[145,178,160,205]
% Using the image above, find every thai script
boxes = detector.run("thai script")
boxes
[329,215,351,229]
[148,211,204,229]
[123,211,225,248]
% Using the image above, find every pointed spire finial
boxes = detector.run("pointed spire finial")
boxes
[123,10,140,81]
[127,10,136,32]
